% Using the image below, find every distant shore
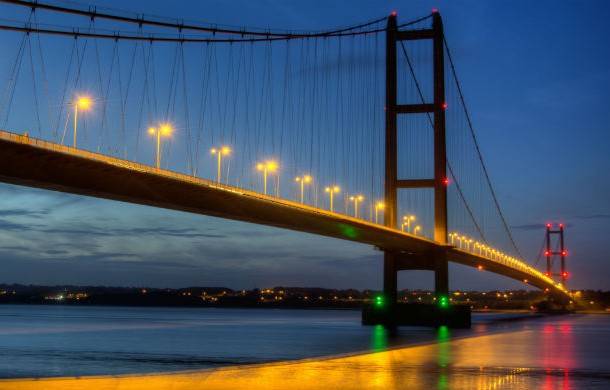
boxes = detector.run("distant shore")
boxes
[2,284,608,311]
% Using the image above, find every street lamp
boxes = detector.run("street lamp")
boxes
[349,195,364,218]
[256,160,278,195]
[413,225,422,236]
[374,201,385,224]
[474,242,482,255]
[73,95,92,148]
[324,185,340,212]
[402,215,416,232]
[148,123,173,169]
[449,232,458,245]
[295,175,312,204]
[210,146,231,183]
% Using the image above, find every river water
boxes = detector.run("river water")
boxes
[0,304,609,388]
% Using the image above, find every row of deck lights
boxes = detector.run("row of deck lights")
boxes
[66,95,567,290]
[65,96,396,221]
[68,96,568,294]
[203,147,425,234]
[74,97,556,246]
[449,232,568,293]
[68,99,400,225]
[67,99,397,225]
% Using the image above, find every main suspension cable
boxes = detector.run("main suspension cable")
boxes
[1,0,386,38]
[443,35,524,259]
[398,39,487,243]
[0,21,390,43]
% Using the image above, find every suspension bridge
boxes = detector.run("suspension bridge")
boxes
[0,1,571,325]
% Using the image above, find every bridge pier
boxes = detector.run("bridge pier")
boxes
[383,252,398,310]
[365,249,471,328]
[434,252,449,297]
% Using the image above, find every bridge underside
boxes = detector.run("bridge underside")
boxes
[0,131,568,299]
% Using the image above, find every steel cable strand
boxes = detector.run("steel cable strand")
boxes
[26,33,42,135]
[32,10,52,138]
[443,36,523,259]
[398,39,487,242]
[1,34,26,128]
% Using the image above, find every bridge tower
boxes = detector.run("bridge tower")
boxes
[545,223,568,285]
[383,11,448,307]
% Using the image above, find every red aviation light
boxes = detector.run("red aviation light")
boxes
[559,223,564,228]
[443,177,450,186]
[441,102,448,110]
[391,11,397,17]
[544,251,550,256]
[562,250,567,256]
[432,8,439,13]
[562,271,569,278]
[546,223,552,228]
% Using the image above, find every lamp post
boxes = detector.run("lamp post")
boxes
[324,185,340,212]
[349,195,364,218]
[295,175,312,204]
[210,146,231,183]
[148,123,173,169]
[374,202,385,224]
[256,160,278,195]
[449,232,457,245]
[413,225,422,236]
[73,96,92,148]
[402,215,416,233]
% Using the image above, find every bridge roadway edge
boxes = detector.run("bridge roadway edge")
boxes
[0,130,570,308]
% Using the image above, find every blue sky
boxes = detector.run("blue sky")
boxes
[0,0,609,290]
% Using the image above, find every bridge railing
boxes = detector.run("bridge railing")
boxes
[0,128,438,239]
[452,246,567,294]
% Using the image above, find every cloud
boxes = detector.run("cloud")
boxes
[126,227,226,239]
[511,223,547,231]
[0,218,37,231]
[572,214,610,220]
[99,259,200,270]
[44,249,69,255]
[0,218,228,240]
[0,209,50,218]
[512,214,610,231]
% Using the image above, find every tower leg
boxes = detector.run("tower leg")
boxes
[383,251,397,309]
[434,256,449,296]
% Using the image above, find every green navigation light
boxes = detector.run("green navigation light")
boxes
[375,295,384,307]
[438,295,449,309]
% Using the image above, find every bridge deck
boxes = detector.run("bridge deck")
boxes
[0,130,568,297]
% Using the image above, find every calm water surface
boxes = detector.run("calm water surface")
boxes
[0,304,609,388]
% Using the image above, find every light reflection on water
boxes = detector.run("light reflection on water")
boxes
[0,305,609,389]
[370,324,388,352]
[437,325,450,389]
